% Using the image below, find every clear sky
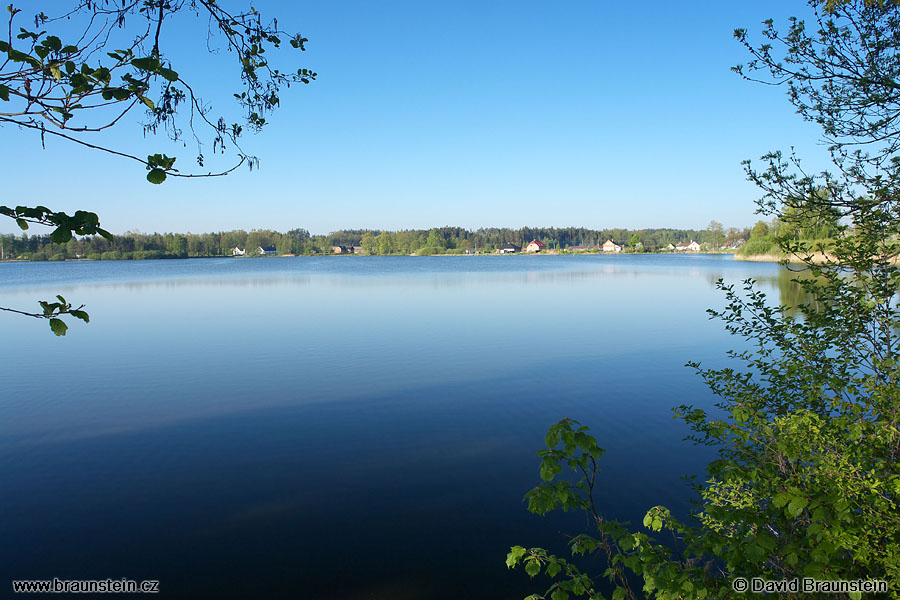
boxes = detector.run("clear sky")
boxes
[2,1,833,235]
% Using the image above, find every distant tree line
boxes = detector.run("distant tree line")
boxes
[0,224,751,261]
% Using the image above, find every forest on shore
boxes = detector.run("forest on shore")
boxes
[0,223,751,261]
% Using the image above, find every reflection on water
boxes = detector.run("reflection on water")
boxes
[752,268,824,316]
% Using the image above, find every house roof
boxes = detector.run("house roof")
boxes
[261,245,277,251]
[528,239,547,247]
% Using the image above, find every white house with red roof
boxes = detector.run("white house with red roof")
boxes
[601,240,623,253]
[525,239,547,253]
[675,240,701,252]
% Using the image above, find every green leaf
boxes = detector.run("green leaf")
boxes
[613,588,626,600]
[50,226,72,244]
[140,96,155,109]
[0,84,8,101]
[131,57,160,71]
[772,493,791,508]
[539,457,560,481]
[158,67,178,82]
[8,48,40,67]
[787,496,808,517]
[49,318,67,336]
[550,588,568,600]
[69,310,89,323]
[146,169,167,184]
[524,560,540,578]
[16,218,28,231]
[506,546,526,569]
[546,561,561,578]
[545,424,560,448]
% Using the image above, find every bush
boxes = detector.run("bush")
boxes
[49,253,66,261]
[100,251,122,260]
[87,253,101,261]
[736,236,779,256]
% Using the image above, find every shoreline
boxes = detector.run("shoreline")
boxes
[0,251,736,263]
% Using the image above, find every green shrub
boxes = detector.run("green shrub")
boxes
[737,236,779,256]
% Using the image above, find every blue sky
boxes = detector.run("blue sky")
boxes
[2,1,832,235]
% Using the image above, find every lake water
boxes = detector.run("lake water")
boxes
[0,255,785,599]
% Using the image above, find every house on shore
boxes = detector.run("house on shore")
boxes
[332,245,353,254]
[232,247,246,256]
[602,240,623,253]
[525,239,547,253]
[498,243,521,254]
[257,245,278,256]
[675,240,701,252]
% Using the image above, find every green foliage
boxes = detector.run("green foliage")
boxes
[628,234,643,250]
[0,294,92,336]
[736,236,779,257]
[0,2,314,182]
[751,220,770,238]
[0,205,112,244]
[705,220,724,250]
[511,404,899,597]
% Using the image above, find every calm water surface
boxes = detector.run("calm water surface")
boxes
[0,255,785,599]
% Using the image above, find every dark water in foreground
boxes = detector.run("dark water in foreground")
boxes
[0,255,784,598]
